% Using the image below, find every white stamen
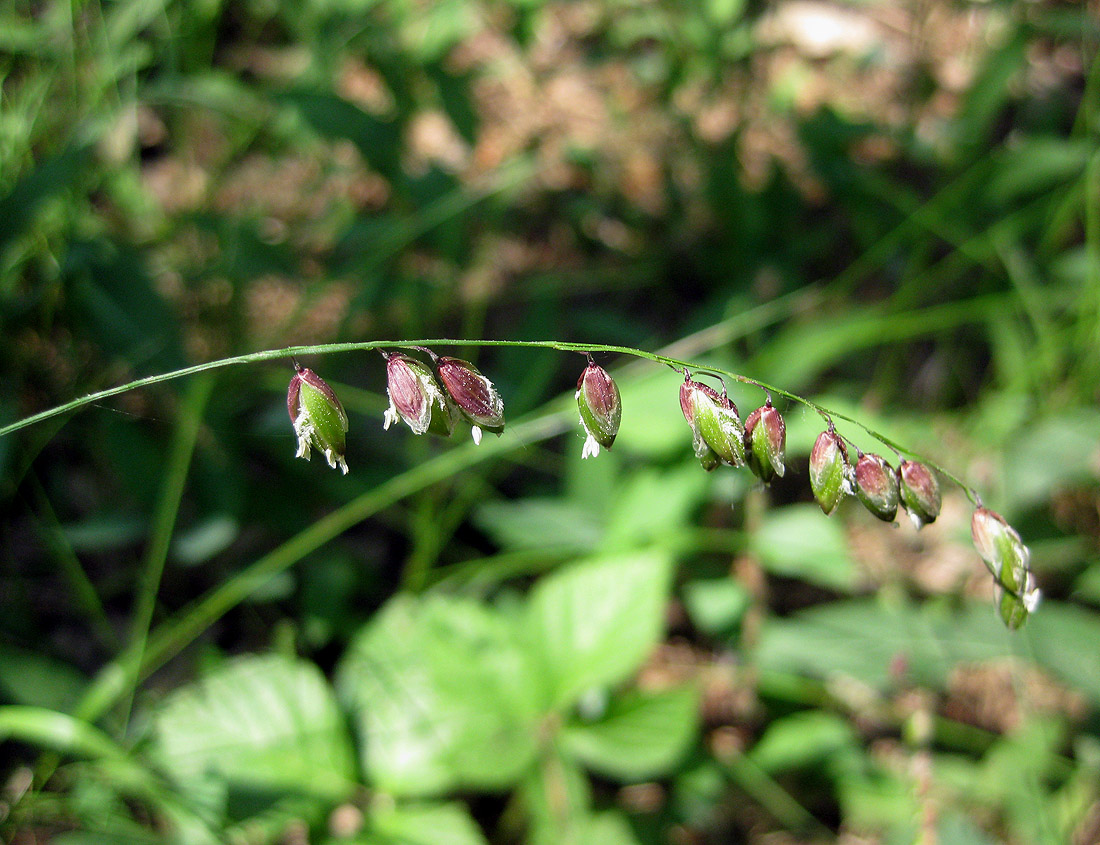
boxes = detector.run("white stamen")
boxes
[383,401,399,430]
[322,448,350,474]
[581,433,601,459]
[293,411,314,461]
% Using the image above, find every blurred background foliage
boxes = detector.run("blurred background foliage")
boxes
[1,0,1099,842]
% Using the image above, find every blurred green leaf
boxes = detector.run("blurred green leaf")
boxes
[60,516,146,553]
[1071,560,1100,605]
[336,593,540,796]
[521,748,592,845]
[682,577,752,635]
[0,146,88,252]
[999,410,1100,509]
[757,598,1009,690]
[579,810,642,845]
[751,504,856,591]
[952,26,1029,155]
[931,814,1001,845]
[562,685,698,781]
[52,834,162,845]
[278,89,402,176]
[0,647,86,711]
[365,802,489,845]
[601,465,709,551]
[65,238,184,370]
[987,138,1090,204]
[473,498,604,552]
[152,655,356,808]
[526,551,674,710]
[613,371,686,459]
[761,598,1100,706]
[1023,603,1100,706]
[428,65,479,145]
[171,515,239,566]
[749,710,857,773]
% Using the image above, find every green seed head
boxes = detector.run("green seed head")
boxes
[288,366,349,474]
[809,429,850,515]
[972,506,1038,629]
[744,399,786,482]
[436,356,505,444]
[679,374,745,468]
[384,353,455,437]
[576,360,621,458]
[898,460,941,528]
[855,453,899,522]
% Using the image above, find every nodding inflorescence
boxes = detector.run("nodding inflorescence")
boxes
[287,349,1037,629]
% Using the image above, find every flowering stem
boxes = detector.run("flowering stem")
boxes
[0,337,978,501]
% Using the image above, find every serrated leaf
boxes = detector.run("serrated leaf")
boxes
[151,655,355,812]
[336,594,539,797]
[526,551,674,710]
[562,686,699,781]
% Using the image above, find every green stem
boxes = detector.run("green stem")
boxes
[27,474,119,650]
[0,337,979,501]
[0,705,133,763]
[118,374,214,730]
[722,749,833,838]
[72,409,574,725]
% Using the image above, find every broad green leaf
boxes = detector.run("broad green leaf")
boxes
[756,598,1013,691]
[1022,603,1100,706]
[526,551,674,710]
[562,686,699,781]
[579,810,642,845]
[368,802,489,845]
[601,465,709,551]
[152,655,356,807]
[999,410,1100,509]
[751,505,855,590]
[521,748,592,845]
[759,598,1100,706]
[682,578,751,635]
[932,814,1000,845]
[673,761,726,826]
[1071,560,1100,605]
[336,594,539,796]
[52,835,162,845]
[749,710,857,773]
[0,647,86,711]
[473,498,603,552]
[613,371,687,459]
